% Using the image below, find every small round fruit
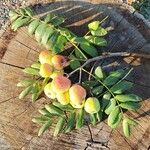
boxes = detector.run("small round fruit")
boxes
[39,63,53,78]
[84,97,100,114]
[52,75,71,93]
[56,91,70,105]
[39,50,53,65]
[69,84,86,108]
[44,83,56,99]
[51,55,69,70]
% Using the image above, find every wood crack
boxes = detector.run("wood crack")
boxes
[0,61,24,69]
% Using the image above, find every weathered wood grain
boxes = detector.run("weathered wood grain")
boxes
[0,1,150,150]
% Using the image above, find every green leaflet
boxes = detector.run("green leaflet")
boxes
[18,8,25,15]
[38,108,52,117]
[12,17,31,31]
[44,14,55,23]
[111,113,122,129]
[65,112,75,133]
[32,93,39,102]
[9,10,17,17]
[74,48,85,59]
[9,10,19,21]
[91,27,107,36]
[70,60,81,70]
[80,42,98,57]
[76,109,84,129]
[52,101,74,111]
[123,118,130,137]
[115,94,142,102]
[101,93,111,111]
[50,17,65,26]
[108,106,121,128]
[32,116,49,124]
[119,101,141,110]
[31,63,41,69]
[24,7,33,16]
[19,85,32,99]
[46,32,59,50]
[111,81,133,94]
[85,36,107,46]
[104,69,125,86]
[28,19,40,35]
[126,118,138,126]
[105,98,116,115]
[31,83,39,93]
[59,27,76,41]
[17,79,35,87]
[35,23,47,42]
[41,27,54,45]
[74,37,88,44]
[91,85,103,95]
[123,117,138,137]
[95,66,104,79]
[52,35,67,53]
[88,21,100,30]
[54,117,65,136]
[45,104,63,116]
[23,67,39,76]
[38,120,52,136]
[90,113,97,125]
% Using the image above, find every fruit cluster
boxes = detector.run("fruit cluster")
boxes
[39,50,100,114]
[39,50,68,78]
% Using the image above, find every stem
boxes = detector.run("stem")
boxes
[68,52,150,77]
[70,41,87,60]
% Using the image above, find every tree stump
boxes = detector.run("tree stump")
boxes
[0,1,150,150]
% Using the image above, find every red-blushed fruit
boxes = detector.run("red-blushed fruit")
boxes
[51,55,69,70]
[39,63,53,78]
[39,50,53,65]
[52,75,71,93]
[44,82,56,99]
[56,91,70,105]
[84,97,100,114]
[69,84,86,108]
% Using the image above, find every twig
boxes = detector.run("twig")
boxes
[78,68,82,83]
[68,52,150,77]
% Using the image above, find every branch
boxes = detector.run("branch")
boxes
[68,52,150,77]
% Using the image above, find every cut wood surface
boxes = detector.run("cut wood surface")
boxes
[0,1,150,150]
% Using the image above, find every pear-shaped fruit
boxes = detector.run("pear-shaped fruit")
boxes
[84,97,100,114]
[39,63,53,78]
[44,82,56,99]
[39,50,53,65]
[69,84,86,108]
[52,75,71,93]
[51,55,69,70]
[56,91,70,105]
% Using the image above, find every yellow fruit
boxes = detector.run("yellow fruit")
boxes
[39,63,53,78]
[84,97,100,114]
[56,91,70,105]
[50,70,64,79]
[44,82,56,99]
[52,75,71,93]
[39,50,53,65]
[69,84,86,108]
[51,55,69,70]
